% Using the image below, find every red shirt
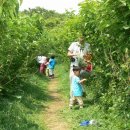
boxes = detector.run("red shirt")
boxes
[85,63,92,72]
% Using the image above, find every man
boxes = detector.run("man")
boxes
[67,36,91,105]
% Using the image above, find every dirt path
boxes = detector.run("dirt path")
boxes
[44,78,70,130]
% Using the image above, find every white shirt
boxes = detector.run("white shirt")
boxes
[68,42,90,67]
[37,56,46,64]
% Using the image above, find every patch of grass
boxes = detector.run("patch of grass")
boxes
[56,64,128,130]
[55,64,70,99]
[0,73,50,130]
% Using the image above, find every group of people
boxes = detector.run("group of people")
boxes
[37,35,92,109]
[67,35,93,109]
[37,55,56,79]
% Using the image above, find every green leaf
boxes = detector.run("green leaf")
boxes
[15,96,22,99]
[0,6,2,16]
[123,25,130,30]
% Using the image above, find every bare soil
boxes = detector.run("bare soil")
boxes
[44,78,69,130]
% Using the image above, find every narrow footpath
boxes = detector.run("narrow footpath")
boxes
[44,78,70,130]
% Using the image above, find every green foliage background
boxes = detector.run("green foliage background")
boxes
[0,0,129,129]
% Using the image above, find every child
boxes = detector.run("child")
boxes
[85,60,93,72]
[39,57,49,75]
[45,58,50,76]
[80,60,93,79]
[69,66,86,109]
[48,55,56,78]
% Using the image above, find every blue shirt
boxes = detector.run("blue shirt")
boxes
[48,58,56,69]
[72,75,83,96]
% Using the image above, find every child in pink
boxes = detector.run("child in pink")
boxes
[40,57,49,75]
